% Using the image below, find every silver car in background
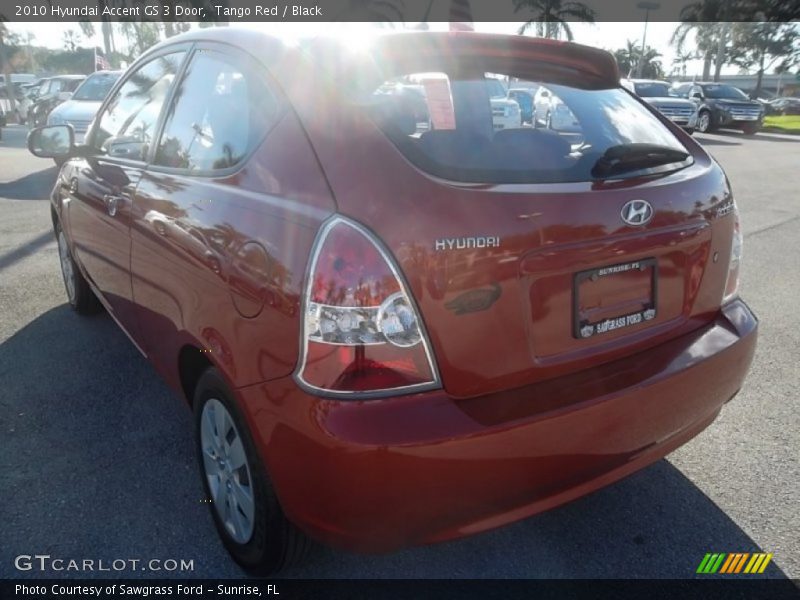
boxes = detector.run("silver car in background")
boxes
[47,71,122,144]
[623,79,699,134]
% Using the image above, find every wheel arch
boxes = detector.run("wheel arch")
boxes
[178,344,214,405]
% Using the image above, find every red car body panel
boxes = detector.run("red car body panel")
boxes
[50,30,758,554]
[129,109,335,390]
[239,300,756,552]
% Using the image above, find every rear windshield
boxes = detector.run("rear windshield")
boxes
[357,69,691,184]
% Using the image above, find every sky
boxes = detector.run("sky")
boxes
[7,21,742,77]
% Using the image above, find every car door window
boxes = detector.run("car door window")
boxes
[153,49,279,172]
[93,51,186,161]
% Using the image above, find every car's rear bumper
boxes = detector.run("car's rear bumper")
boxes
[237,299,757,553]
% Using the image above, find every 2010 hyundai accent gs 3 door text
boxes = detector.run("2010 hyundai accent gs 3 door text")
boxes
[29,29,758,574]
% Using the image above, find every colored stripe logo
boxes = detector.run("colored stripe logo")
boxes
[697,552,773,574]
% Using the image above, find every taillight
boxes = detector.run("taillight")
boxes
[295,216,440,398]
[722,205,743,304]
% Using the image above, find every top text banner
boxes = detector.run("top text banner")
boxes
[4,0,798,23]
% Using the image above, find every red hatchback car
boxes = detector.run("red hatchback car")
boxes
[29,29,757,573]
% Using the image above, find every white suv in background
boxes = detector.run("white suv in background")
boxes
[487,77,522,130]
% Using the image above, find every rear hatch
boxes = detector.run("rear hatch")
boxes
[287,33,734,398]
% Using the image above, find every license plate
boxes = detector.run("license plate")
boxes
[573,258,657,339]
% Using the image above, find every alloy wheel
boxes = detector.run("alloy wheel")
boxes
[200,398,256,544]
[698,112,710,133]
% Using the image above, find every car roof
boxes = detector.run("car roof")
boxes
[139,29,620,90]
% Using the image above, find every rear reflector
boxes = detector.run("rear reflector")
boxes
[295,216,440,398]
[723,205,742,304]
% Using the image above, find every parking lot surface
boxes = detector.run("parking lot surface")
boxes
[1,123,798,579]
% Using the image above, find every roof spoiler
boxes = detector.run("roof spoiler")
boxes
[364,32,620,89]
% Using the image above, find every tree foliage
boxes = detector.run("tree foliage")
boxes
[513,0,595,41]
[729,22,800,94]
[613,40,665,79]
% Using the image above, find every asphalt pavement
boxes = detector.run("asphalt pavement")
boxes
[0,123,798,579]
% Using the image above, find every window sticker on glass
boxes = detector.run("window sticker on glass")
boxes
[421,77,456,130]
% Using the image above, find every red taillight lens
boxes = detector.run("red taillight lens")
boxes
[296,217,439,397]
[723,207,743,304]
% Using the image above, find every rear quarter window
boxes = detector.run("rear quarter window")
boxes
[153,49,281,173]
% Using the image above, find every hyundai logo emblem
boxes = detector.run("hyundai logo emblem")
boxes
[621,200,654,226]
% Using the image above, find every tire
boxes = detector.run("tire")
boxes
[193,368,312,574]
[55,223,102,315]
[742,124,760,136]
[697,110,713,133]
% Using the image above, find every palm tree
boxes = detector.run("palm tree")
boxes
[672,0,734,81]
[62,29,82,52]
[0,20,17,113]
[669,22,717,81]
[614,40,664,79]
[513,0,595,41]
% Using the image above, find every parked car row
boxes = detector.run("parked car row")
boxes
[763,96,800,116]
[620,79,766,136]
[3,72,122,131]
[670,82,764,135]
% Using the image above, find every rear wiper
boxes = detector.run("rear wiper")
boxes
[591,143,690,179]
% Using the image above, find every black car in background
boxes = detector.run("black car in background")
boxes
[765,97,800,116]
[28,75,86,127]
[671,82,764,135]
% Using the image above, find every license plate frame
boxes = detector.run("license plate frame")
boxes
[572,258,658,340]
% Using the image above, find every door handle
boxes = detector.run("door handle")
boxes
[102,193,125,217]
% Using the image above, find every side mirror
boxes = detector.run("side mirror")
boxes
[28,125,74,158]
[691,92,703,100]
[58,91,73,102]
